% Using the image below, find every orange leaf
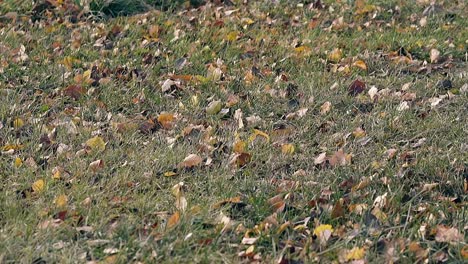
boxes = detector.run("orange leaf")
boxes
[157,112,175,129]
[352,60,367,71]
[167,211,180,229]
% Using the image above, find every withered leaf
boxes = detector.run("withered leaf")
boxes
[63,85,85,100]
[348,79,366,96]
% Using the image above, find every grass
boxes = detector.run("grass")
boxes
[0,0,467,263]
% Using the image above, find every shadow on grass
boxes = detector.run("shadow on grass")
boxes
[89,0,206,17]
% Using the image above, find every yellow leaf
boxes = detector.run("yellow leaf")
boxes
[167,211,180,229]
[294,46,311,53]
[3,144,24,151]
[233,140,247,153]
[352,60,367,70]
[352,127,366,138]
[14,157,22,167]
[249,129,270,143]
[13,118,24,129]
[32,179,45,193]
[85,136,106,152]
[54,194,68,208]
[328,48,343,63]
[52,170,61,179]
[226,31,238,42]
[281,144,295,154]
[163,171,177,177]
[158,112,175,129]
[313,224,333,238]
[62,56,80,70]
[346,247,366,261]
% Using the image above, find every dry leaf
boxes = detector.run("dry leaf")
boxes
[313,224,333,245]
[178,154,202,168]
[63,85,85,100]
[430,48,440,63]
[320,101,332,115]
[349,79,366,96]
[89,159,104,172]
[86,136,106,152]
[242,237,258,245]
[314,152,327,165]
[167,211,180,229]
[157,112,175,129]
[249,129,270,143]
[32,179,45,193]
[435,225,463,243]
[281,144,295,154]
[331,198,345,219]
[346,247,366,261]
[353,60,367,70]
[328,48,343,63]
[233,140,247,153]
[54,194,68,208]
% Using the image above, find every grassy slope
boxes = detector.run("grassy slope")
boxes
[0,0,467,263]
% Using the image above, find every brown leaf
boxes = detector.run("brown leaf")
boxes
[348,79,366,96]
[167,211,180,229]
[157,112,175,129]
[331,198,345,219]
[213,196,242,209]
[435,225,463,243]
[178,154,202,169]
[63,85,85,100]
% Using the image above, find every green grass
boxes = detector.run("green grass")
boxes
[0,0,467,263]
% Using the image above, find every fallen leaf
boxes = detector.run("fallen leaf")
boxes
[349,79,366,96]
[313,224,333,245]
[206,100,223,115]
[172,182,187,212]
[430,48,440,63]
[346,247,366,261]
[368,86,378,100]
[320,101,332,115]
[54,194,68,208]
[32,179,45,193]
[328,48,343,63]
[167,211,180,229]
[314,152,327,165]
[86,136,106,152]
[178,154,202,168]
[233,140,247,153]
[331,198,345,219]
[13,118,24,129]
[14,157,22,167]
[281,144,295,154]
[249,129,270,143]
[353,60,367,70]
[63,85,85,100]
[89,159,104,172]
[435,225,463,243]
[461,245,468,259]
[242,237,258,245]
[157,112,175,129]
[163,171,177,177]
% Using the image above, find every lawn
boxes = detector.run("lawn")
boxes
[0,0,466,263]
